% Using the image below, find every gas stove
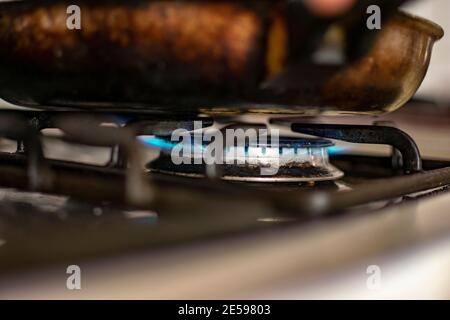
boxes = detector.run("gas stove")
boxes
[0,0,448,299]
[0,102,450,299]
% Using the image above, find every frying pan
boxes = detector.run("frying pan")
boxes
[0,0,444,116]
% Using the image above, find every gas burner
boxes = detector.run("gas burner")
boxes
[147,136,344,183]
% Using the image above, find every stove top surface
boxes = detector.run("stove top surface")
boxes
[0,102,450,298]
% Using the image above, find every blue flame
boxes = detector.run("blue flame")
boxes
[138,136,207,152]
[138,136,209,152]
[138,136,177,150]
[139,135,350,156]
[327,146,348,156]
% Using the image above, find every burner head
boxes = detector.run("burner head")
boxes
[146,135,343,183]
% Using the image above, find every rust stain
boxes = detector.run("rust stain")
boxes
[266,9,288,79]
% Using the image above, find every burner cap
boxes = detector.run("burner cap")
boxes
[145,136,344,183]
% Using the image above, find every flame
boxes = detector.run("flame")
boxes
[327,146,348,156]
[138,136,177,150]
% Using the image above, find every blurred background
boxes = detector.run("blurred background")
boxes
[0,0,448,108]
[402,0,450,103]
